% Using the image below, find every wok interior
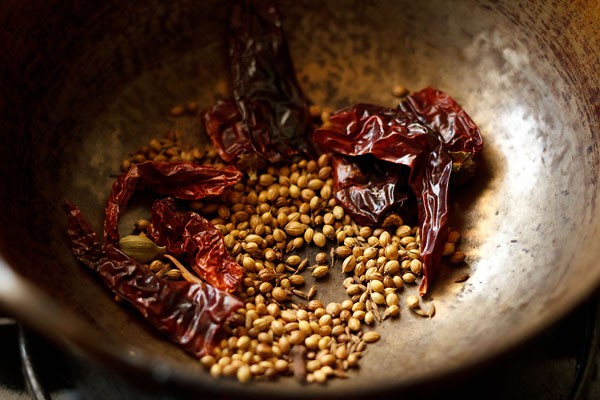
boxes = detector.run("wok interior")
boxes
[1,0,599,397]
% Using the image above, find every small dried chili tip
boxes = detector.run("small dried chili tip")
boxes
[64,201,243,358]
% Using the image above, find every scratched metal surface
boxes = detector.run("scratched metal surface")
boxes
[0,0,599,398]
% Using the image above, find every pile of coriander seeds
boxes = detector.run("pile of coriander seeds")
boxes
[121,127,465,384]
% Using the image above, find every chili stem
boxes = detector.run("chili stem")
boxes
[163,254,204,285]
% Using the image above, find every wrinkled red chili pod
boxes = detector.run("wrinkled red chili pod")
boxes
[103,161,243,293]
[148,198,243,293]
[314,90,482,295]
[204,0,314,172]
[64,201,243,358]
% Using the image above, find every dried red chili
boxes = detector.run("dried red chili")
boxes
[147,198,242,292]
[64,201,243,358]
[104,161,243,292]
[329,154,415,226]
[204,0,313,172]
[314,91,482,295]
[400,87,484,183]
[203,99,264,173]
[64,161,245,356]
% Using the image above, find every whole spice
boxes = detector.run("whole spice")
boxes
[314,89,483,295]
[204,0,313,174]
[64,201,242,358]
[203,99,260,173]
[328,154,415,227]
[123,137,454,383]
[362,331,381,343]
[102,30,477,383]
[399,87,484,184]
[105,161,244,293]
[64,161,246,357]
[118,234,166,263]
[311,266,329,279]
[148,198,243,292]
[105,161,242,244]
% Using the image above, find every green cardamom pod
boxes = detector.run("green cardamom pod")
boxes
[118,234,166,263]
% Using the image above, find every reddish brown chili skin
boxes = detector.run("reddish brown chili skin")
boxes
[330,154,414,226]
[64,201,243,358]
[400,87,484,183]
[401,87,483,155]
[314,89,483,295]
[204,0,313,171]
[203,99,258,169]
[148,198,243,293]
[230,0,313,161]
[64,161,245,356]
[104,161,243,293]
